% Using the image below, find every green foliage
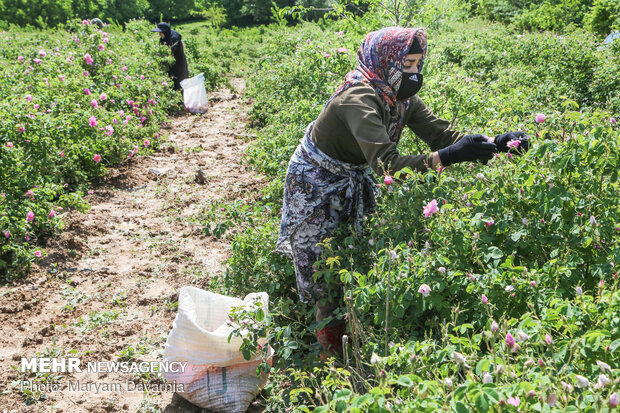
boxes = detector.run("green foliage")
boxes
[206,19,619,411]
[584,0,620,37]
[0,19,183,277]
[513,0,592,33]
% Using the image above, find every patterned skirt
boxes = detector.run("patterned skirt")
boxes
[276,122,379,303]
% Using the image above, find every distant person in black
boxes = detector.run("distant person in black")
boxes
[151,22,189,90]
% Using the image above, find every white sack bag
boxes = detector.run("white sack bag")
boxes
[180,73,208,114]
[163,286,271,413]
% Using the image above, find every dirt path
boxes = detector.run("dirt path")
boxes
[0,78,266,412]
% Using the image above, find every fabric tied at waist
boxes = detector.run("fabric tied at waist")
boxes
[276,122,379,258]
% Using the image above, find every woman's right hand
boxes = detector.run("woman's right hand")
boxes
[437,134,497,166]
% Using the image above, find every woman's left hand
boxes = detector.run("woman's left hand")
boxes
[494,131,530,154]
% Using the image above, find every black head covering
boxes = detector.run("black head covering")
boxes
[152,22,180,46]
[409,37,424,54]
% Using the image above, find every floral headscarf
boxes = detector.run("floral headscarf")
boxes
[326,27,427,143]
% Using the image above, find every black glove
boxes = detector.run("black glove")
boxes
[494,131,530,154]
[438,134,497,167]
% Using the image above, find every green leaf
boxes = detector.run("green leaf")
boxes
[475,393,489,412]
[395,375,413,387]
[482,387,500,403]
[455,401,468,413]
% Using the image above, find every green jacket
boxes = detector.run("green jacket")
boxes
[310,83,464,175]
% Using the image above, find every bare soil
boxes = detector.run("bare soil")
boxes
[0,79,268,412]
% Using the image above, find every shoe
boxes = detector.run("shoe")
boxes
[317,322,346,359]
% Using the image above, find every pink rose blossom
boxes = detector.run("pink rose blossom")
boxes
[505,332,515,348]
[26,211,34,222]
[535,113,546,123]
[84,53,94,65]
[6,142,13,148]
[144,139,150,147]
[3,231,10,239]
[418,284,431,297]
[611,118,616,124]
[26,94,33,102]
[18,55,24,62]
[507,397,520,407]
[91,99,98,108]
[485,219,494,227]
[100,93,107,100]
[103,37,109,44]
[545,333,552,345]
[93,154,101,162]
[122,66,127,71]
[481,294,489,304]
[610,393,619,408]
[83,71,89,77]
[491,320,499,333]
[105,125,114,136]
[88,116,98,127]
[25,190,34,199]
[33,58,42,64]
[59,150,65,158]
[423,199,439,217]
[49,209,55,218]
[39,49,47,57]
[140,74,145,80]
[97,44,105,51]
[34,250,42,258]
[384,175,392,185]
[337,47,348,54]
[323,52,331,58]
[507,139,520,149]
[84,88,91,95]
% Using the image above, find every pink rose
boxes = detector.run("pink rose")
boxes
[505,332,515,348]
[88,116,98,127]
[93,154,101,162]
[507,397,520,407]
[84,53,94,65]
[418,284,431,297]
[423,199,439,217]
[535,113,546,123]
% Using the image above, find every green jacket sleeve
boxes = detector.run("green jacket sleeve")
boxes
[337,86,435,175]
[406,96,464,151]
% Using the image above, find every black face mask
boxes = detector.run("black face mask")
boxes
[396,72,423,99]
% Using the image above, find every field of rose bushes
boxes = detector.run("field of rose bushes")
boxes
[0,19,241,278]
[204,19,620,412]
[1,9,618,412]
